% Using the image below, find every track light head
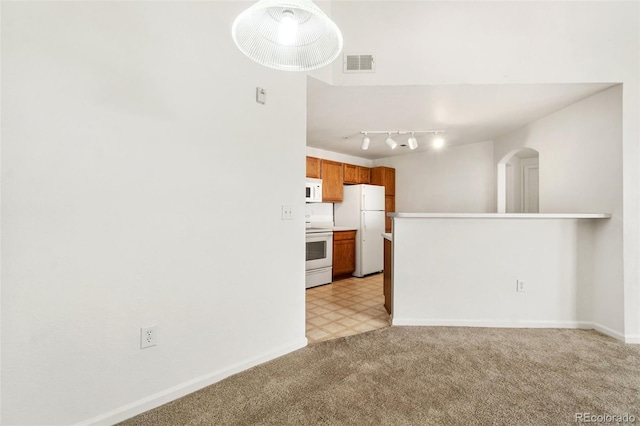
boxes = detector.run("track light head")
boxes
[432,135,445,149]
[385,134,397,149]
[361,135,371,150]
[408,134,418,150]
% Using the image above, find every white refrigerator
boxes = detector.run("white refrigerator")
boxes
[334,184,385,277]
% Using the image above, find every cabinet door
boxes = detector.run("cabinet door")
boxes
[371,166,395,196]
[343,163,358,184]
[358,167,371,184]
[321,160,344,202]
[306,156,322,179]
[385,195,395,232]
[333,231,356,277]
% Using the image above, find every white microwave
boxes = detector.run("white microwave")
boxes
[306,178,322,203]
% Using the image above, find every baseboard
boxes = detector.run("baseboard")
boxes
[390,318,637,343]
[590,322,627,342]
[391,318,592,329]
[74,337,308,426]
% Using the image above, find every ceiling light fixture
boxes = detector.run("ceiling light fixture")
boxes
[359,130,445,151]
[361,134,371,150]
[432,134,446,149]
[232,0,344,72]
[385,133,398,150]
[407,133,418,150]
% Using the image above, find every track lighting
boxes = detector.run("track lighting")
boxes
[361,134,371,150]
[407,136,418,150]
[385,133,398,149]
[359,130,445,151]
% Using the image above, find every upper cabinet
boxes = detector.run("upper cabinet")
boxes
[371,166,395,196]
[371,166,396,232]
[306,156,322,179]
[321,160,344,202]
[344,163,371,185]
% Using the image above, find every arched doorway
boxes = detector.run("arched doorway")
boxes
[497,148,539,213]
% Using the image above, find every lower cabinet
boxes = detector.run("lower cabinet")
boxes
[384,237,392,314]
[333,230,356,279]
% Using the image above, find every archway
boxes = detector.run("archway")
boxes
[497,148,539,213]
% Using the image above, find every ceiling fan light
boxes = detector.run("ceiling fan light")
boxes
[385,135,397,149]
[361,136,371,150]
[232,0,343,72]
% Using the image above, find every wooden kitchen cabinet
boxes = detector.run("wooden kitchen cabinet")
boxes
[385,196,395,233]
[384,237,393,314]
[358,166,371,184]
[333,230,357,279]
[306,156,322,179]
[344,163,371,185]
[371,166,396,232]
[371,166,395,196]
[321,160,344,202]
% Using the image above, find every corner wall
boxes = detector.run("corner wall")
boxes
[494,85,624,337]
[1,2,307,424]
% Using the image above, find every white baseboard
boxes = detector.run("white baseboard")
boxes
[391,318,637,343]
[391,318,592,329]
[74,337,308,426]
[590,322,627,342]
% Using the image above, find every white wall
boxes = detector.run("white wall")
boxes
[392,217,597,330]
[375,141,495,213]
[1,2,307,425]
[494,85,624,338]
[331,1,639,341]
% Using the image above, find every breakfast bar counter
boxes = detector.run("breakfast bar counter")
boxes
[386,212,612,332]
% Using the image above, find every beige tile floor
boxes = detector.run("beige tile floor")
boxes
[305,272,390,344]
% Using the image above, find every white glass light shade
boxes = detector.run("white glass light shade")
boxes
[433,136,445,149]
[385,136,397,149]
[408,135,418,150]
[361,136,371,150]
[232,0,344,71]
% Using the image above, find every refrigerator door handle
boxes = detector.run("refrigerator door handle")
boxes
[363,211,366,233]
[363,193,366,209]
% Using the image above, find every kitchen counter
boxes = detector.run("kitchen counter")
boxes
[333,226,358,232]
[388,212,613,331]
[382,233,392,241]
[388,213,611,219]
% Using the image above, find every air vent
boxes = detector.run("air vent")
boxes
[343,54,376,73]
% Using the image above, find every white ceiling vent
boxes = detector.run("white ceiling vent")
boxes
[343,54,376,73]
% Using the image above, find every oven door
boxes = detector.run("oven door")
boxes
[305,232,333,270]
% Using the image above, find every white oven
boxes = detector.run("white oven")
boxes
[305,229,333,288]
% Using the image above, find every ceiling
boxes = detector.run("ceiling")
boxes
[306,79,617,160]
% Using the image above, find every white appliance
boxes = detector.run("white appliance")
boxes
[334,184,385,277]
[306,178,322,203]
[305,228,333,288]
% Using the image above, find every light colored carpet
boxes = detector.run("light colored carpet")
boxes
[120,327,640,425]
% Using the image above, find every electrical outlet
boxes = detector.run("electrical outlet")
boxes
[516,280,526,292]
[282,205,293,220]
[140,326,157,349]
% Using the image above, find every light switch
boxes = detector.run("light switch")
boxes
[282,205,293,220]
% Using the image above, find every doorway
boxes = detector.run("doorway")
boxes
[498,148,540,213]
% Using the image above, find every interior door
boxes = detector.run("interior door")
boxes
[523,165,539,213]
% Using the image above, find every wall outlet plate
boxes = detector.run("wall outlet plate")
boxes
[282,205,293,220]
[140,326,157,349]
